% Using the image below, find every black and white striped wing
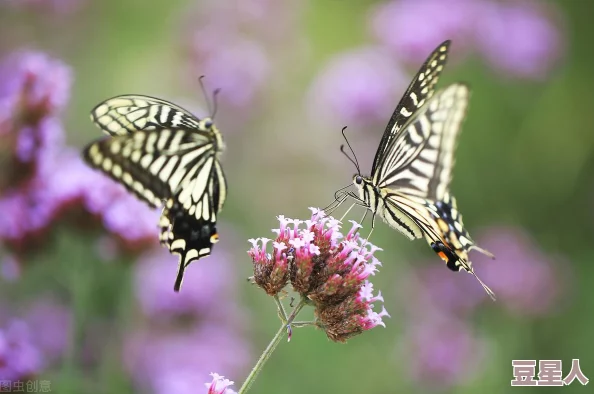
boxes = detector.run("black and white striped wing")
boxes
[90,95,203,137]
[374,83,469,201]
[424,192,493,268]
[371,40,451,176]
[158,152,226,291]
[83,95,227,291]
[84,95,219,205]
[381,191,495,299]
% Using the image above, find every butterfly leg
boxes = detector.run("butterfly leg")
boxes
[322,190,350,217]
[339,203,356,223]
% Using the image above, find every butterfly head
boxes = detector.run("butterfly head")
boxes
[352,174,373,190]
[200,118,214,130]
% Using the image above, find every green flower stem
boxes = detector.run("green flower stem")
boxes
[238,298,307,394]
[273,294,288,321]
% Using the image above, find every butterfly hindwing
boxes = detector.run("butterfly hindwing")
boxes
[425,193,494,270]
[83,131,176,207]
[83,95,227,291]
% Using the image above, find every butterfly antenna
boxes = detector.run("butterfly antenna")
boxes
[340,126,361,175]
[211,88,221,119]
[198,75,214,117]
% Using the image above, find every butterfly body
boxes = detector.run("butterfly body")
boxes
[345,41,495,299]
[83,95,227,291]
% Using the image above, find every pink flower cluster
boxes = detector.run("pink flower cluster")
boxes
[248,208,389,342]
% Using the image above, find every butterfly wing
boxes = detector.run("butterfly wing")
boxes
[374,83,469,201]
[83,95,227,291]
[159,150,227,291]
[371,40,451,177]
[374,84,495,297]
[376,83,493,260]
[90,94,204,136]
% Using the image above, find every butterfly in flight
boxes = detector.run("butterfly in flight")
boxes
[331,40,496,300]
[83,90,227,292]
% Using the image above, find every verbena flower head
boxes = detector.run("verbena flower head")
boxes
[248,208,389,342]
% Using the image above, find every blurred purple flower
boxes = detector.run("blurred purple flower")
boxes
[369,0,477,64]
[398,313,488,388]
[99,192,159,243]
[475,1,563,79]
[0,50,72,130]
[472,226,562,316]
[401,226,562,317]
[124,324,250,394]
[23,298,71,361]
[0,150,94,243]
[39,149,160,243]
[0,188,57,242]
[307,47,408,128]
[14,117,65,164]
[133,243,236,320]
[411,264,487,316]
[0,144,160,249]
[191,28,269,109]
[0,51,71,191]
[0,320,44,380]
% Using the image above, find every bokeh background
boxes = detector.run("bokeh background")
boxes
[1,0,593,393]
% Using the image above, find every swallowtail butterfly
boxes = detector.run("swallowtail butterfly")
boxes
[83,95,227,292]
[336,41,496,299]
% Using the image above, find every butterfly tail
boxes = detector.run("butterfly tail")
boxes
[470,244,496,259]
[469,269,496,301]
[174,259,186,292]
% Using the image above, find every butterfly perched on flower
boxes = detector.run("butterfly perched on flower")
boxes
[83,93,227,292]
[333,40,496,299]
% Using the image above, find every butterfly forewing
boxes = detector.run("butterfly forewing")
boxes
[375,83,469,201]
[372,40,451,175]
[90,95,203,136]
[83,95,227,291]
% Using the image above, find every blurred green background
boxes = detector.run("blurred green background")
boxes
[1,0,594,393]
